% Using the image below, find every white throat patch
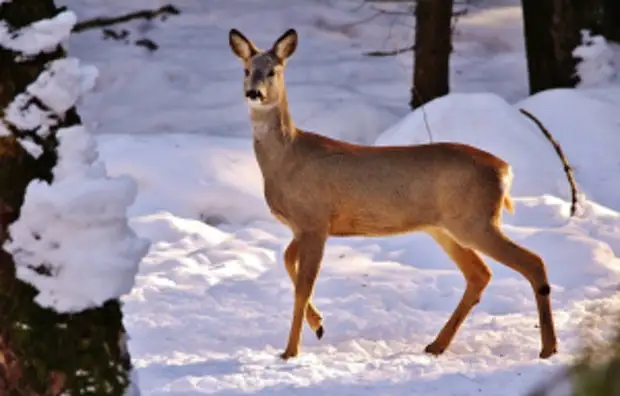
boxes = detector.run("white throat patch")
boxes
[252,122,271,139]
[247,98,275,110]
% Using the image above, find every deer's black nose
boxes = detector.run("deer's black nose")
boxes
[245,90,263,100]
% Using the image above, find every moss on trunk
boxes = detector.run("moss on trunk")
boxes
[0,1,134,394]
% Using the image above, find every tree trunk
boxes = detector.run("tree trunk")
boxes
[410,0,454,109]
[573,0,620,43]
[520,0,620,94]
[601,0,620,42]
[0,1,135,394]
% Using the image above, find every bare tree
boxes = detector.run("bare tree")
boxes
[0,0,139,394]
[410,0,454,109]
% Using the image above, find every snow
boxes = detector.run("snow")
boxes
[0,10,76,57]
[573,30,617,88]
[4,57,96,139]
[375,92,571,199]
[17,137,44,158]
[27,58,99,115]
[16,0,620,393]
[517,87,620,211]
[2,19,149,313]
[5,124,150,313]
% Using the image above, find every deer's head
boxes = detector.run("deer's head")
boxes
[228,28,298,110]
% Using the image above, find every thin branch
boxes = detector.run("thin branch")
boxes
[364,0,416,3]
[369,5,414,15]
[363,5,466,57]
[519,108,579,217]
[363,44,414,56]
[451,8,469,33]
[72,4,180,33]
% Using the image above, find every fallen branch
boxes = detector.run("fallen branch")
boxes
[519,108,579,217]
[72,4,180,33]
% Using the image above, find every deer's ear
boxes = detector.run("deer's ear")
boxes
[229,29,259,61]
[272,29,298,62]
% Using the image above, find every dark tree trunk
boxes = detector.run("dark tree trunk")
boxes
[574,0,620,42]
[600,0,620,42]
[410,0,454,109]
[521,0,582,94]
[0,1,135,395]
[521,0,620,95]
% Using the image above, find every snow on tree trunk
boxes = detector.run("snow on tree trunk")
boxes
[410,0,453,110]
[573,30,617,88]
[0,0,148,394]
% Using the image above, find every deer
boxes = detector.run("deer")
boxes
[228,28,558,361]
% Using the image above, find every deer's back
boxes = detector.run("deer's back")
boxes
[268,131,512,236]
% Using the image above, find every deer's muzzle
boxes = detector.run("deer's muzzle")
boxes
[245,89,263,101]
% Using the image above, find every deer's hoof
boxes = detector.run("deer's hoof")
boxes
[280,349,299,360]
[539,345,557,359]
[424,342,445,356]
[315,326,324,340]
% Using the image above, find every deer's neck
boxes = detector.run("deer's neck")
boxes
[249,94,296,177]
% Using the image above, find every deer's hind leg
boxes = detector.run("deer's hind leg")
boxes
[284,239,324,339]
[461,224,558,359]
[425,229,492,355]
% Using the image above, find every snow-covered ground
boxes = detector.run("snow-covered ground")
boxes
[54,0,620,394]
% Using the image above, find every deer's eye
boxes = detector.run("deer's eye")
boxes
[244,69,250,77]
[267,69,275,77]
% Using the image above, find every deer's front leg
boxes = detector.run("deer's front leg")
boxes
[281,232,326,360]
[284,239,324,339]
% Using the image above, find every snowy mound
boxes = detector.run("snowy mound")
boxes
[375,92,570,200]
[6,126,150,313]
[95,134,271,224]
[517,87,620,211]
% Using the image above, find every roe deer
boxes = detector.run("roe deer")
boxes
[228,28,558,360]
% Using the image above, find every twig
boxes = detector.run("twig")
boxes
[135,38,159,52]
[72,4,180,33]
[519,108,579,217]
[450,8,468,35]
[364,0,417,3]
[369,5,414,15]
[363,5,466,57]
[409,86,433,143]
[363,44,414,56]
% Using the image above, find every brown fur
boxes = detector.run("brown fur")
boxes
[229,28,558,360]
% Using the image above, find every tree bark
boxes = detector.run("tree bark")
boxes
[410,0,453,109]
[521,0,620,94]
[601,0,620,42]
[521,0,582,94]
[576,0,620,43]
[0,1,134,394]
